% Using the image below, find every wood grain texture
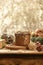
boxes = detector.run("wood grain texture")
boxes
[0,58,43,65]
[0,54,43,65]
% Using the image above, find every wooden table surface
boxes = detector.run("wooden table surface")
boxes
[0,49,43,55]
[0,49,43,65]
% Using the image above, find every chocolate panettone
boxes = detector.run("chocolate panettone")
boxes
[15,31,30,46]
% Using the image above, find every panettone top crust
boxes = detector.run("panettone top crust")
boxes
[15,31,30,35]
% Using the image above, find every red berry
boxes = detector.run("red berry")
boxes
[41,45,43,51]
[36,46,42,51]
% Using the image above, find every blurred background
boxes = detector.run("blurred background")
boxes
[0,0,43,36]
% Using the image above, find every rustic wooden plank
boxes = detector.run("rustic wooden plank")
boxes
[0,53,43,65]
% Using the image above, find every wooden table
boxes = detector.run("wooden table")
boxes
[0,49,43,65]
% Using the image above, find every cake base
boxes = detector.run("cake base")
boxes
[5,44,26,50]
